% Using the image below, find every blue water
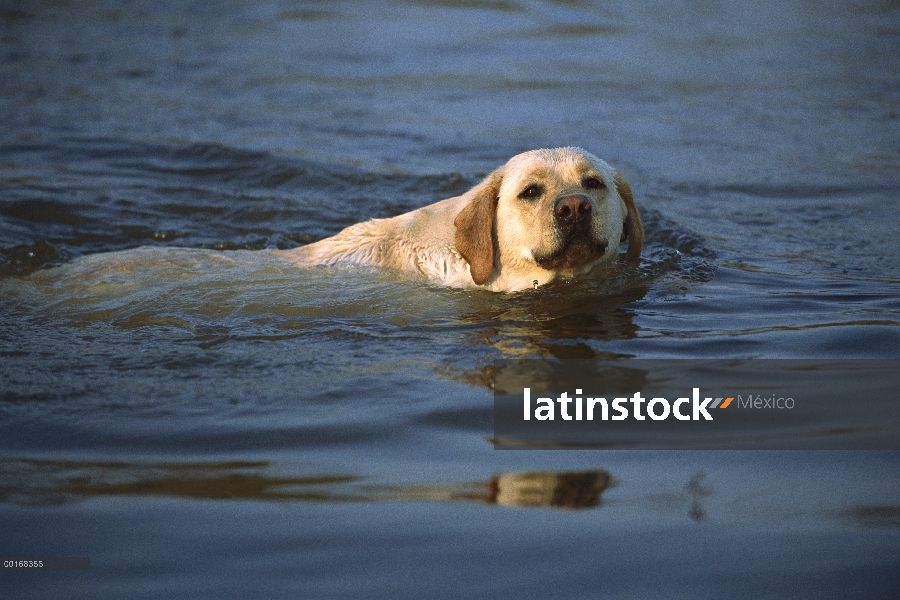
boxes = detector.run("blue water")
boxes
[1,1,899,598]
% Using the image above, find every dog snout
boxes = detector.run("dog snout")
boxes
[554,195,592,225]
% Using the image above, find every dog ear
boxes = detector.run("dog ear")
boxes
[454,170,502,285]
[614,171,644,264]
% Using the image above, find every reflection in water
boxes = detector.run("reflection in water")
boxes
[438,281,650,389]
[19,457,897,529]
[685,472,713,522]
[5,458,900,529]
[462,276,649,360]
[489,471,609,509]
[0,458,608,511]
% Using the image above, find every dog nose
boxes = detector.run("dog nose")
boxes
[554,195,592,224]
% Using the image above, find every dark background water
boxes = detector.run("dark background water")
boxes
[2,1,900,598]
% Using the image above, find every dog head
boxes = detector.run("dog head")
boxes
[454,147,643,287]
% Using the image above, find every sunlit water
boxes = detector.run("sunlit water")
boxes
[2,1,899,598]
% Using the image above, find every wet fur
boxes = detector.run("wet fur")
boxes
[283,147,643,292]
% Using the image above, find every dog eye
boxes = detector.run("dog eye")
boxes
[584,177,605,190]
[519,184,543,199]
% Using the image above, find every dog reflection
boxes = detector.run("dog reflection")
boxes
[487,470,610,509]
[2,458,610,511]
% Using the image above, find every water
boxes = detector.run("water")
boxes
[2,1,900,598]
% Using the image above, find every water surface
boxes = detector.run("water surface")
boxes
[2,1,899,598]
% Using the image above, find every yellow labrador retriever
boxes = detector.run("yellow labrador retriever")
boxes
[283,147,643,292]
